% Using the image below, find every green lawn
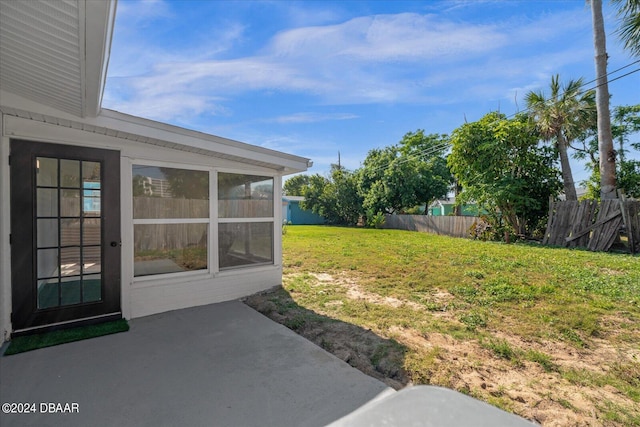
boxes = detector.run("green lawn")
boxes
[274,226,640,425]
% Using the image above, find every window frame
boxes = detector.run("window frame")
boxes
[130,162,279,283]
[217,171,276,271]
[131,161,212,281]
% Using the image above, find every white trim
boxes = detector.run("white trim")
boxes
[274,175,283,268]
[1,98,311,173]
[130,160,213,281]
[132,270,213,288]
[218,217,275,223]
[132,158,212,172]
[0,119,11,340]
[133,218,209,225]
[120,155,132,319]
[211,170,219,273]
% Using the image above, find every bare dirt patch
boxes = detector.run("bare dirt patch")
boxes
[244,271,640,426]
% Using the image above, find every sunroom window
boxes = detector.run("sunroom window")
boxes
[218,173,274,269]
[132,165,209,276]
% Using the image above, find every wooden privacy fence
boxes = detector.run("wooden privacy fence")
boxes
[543,195,640,253]
[383,214,478,238]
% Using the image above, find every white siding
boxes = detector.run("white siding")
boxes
[1,114,290,337]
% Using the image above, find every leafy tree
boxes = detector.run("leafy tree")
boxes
[525,75,596,201]
[132,174,148,197]
[301,166,363,225]
[358,131,451,219]
[358,146,419,215]
[398,130,453,210]
[283,174,310,196]
[160,168,209,199]
[448,112,561,238]
[575,104,640,197]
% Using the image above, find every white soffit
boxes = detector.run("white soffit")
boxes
[0,0,114,118]
[0,0,310,174]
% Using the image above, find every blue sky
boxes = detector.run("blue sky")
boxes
[103,0,640,184]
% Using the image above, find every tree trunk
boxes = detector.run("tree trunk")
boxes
[557,132,578,201]
[453,180,462,216]
[591,0,617,199]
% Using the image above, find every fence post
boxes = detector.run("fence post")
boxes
[618,190,636,254]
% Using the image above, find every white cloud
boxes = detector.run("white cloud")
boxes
[103,85,230,122]
[268,13,506,63]
[104,5,598,122]
[265,112,359,124]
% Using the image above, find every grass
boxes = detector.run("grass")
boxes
[4,319,129,356]
[278,225,640,425]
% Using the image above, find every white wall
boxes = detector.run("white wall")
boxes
[1,114,287,337]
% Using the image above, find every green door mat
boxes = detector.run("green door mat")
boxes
[3,319,129,356]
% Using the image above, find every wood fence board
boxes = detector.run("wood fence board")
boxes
[544,197,637,253]
[628,201,640,253]
[543,198,555,245]
[383,215,478,238]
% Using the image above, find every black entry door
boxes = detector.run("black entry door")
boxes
[10,140,121,332]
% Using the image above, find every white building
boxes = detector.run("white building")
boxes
[0,1,311,339]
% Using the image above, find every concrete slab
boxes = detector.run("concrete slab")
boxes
[328,386,538,426]
[0,301,391,427]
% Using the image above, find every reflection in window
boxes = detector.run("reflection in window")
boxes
[132,165,209,277]
[217,172,275,270]
[219,222,273,269]
[218,173,273,218]
[133,165,209,219]
[134,224,208,276]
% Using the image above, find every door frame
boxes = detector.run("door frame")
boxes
[10,139,121,334]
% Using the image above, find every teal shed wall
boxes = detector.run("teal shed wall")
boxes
[284,199,325,225]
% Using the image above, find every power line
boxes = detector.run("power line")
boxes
[360,60,640,176]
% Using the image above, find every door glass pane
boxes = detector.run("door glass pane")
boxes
[37,219,58,247]
[37,248,58,279]
[61,189,81,217]
[61,219,81,246]
[37,188,58,217]
[60,159,80,187]
[83,274,102,302]
[36,157,58,186]
[83,218,101,245]
[83,161,100,181]
[83,186,101,217]
[38,278,59,309]
[83,246,101,274]
[60,247,81,276]
[61,276,82,305]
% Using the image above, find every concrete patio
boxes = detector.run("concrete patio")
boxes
[0,301,392,427]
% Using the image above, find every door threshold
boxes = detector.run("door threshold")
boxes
[12,313,123,338]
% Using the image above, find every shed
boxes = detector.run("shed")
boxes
[0,0,311,339]
[282,196,325,225]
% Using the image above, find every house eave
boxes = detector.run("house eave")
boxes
[82,0,117,118]
[1,95,310,174]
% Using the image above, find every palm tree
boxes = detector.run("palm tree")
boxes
[614,0,640,57]
[591,0,617,199]
[525,75,596,201]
